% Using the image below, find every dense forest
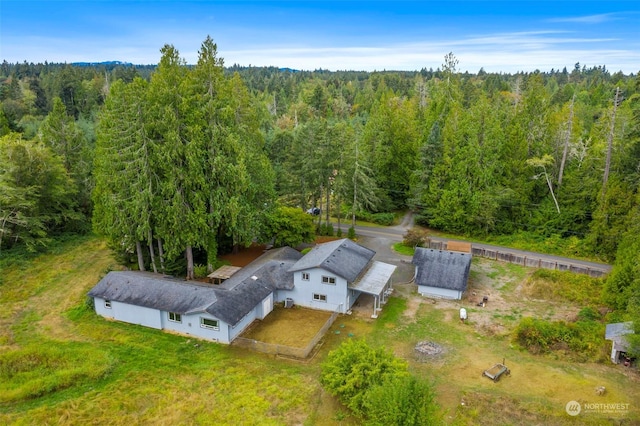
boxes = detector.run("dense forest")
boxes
[1,38,639,336]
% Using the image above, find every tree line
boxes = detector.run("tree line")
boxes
[1,39,639,327]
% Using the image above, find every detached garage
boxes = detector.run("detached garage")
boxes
[412,247,472,300]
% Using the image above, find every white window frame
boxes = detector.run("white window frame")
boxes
[104,300,112,309]
[168,312,182,323]
[200,317,220,331]
[313,293,327,302]
[301,272,310,281]
[322,275,336,285]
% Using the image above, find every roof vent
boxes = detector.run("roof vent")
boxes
[251,275,258,280]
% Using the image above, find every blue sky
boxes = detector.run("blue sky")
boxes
[1,1,639,73]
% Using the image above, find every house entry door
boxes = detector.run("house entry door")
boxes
[262,297,273,319]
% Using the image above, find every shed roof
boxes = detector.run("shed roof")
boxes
[412,248,472,292]
[289,238,375,282]
[606,322,634,352]
[605,322,633,340]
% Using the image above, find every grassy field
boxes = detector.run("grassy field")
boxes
[1,235,638,425]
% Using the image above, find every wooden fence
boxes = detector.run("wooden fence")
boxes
[428,240,609,278]
[233,309,339,359]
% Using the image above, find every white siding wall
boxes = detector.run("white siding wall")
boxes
[283,268,349,313]
[418,286,462,300]
[95,298,162,329]
[93,297,234,343]
[228,305,260,342]
[162,311,231,344]
[94,297,114,319]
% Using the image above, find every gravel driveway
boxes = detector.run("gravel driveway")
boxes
[357,235,415,284]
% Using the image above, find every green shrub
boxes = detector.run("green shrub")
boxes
[403,228,430,248]
[577,306,601,321]
[363,376,442,426]
[320,339,408,416]
[193,264,208,279]
[353,211,394,226]
[371,213,394,226]
[347,226,356,240]
[316,223,335,236]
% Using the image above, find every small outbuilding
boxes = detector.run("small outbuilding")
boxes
[412,247,472,300]
[605,321,634,364]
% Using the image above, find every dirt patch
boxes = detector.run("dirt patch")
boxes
[402,291,422,321]
[241,305,332,347]
[422,258,584,338]
[414,341,446,361]
[219,244,269,267]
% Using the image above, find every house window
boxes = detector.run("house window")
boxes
[322,276,336,285]
[313,293,327,302]
[200,317,219,330]
[168,312,182,323]
[104,300,112,309]
[302,272,310,281]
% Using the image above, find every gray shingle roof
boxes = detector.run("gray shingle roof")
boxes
[288,238,375,282]
[205,276,274,325]
[412,247,472,291]
[88,247,303,326]
[605,322,633,340]
[220,246,302,291]
[88,271,218,314]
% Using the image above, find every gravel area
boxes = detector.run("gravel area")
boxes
[356,235,415,284]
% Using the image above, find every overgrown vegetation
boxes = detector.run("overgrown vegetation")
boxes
[513,317,607,362]
[320,339,441,424]
[514,269,613,362]
[522,269,605,305]
[0,236,317,424]
[0,343,113,403]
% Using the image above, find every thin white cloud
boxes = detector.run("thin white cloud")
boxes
[547,13,618,24]
[3,23,638,74]
[220,29,639,73]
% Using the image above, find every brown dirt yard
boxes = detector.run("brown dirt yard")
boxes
[240,305,332,348]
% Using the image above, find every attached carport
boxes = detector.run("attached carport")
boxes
[349,261,397,318]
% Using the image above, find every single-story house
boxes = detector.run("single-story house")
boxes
[412,247,472,300]
[88,239,396,342]
[605,321,634,364]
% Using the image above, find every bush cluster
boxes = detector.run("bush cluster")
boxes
[513,317,606,362]
[354,212,395,226]
[316,223,335,236]
[320,339,441,425]
[403,228,430,248]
